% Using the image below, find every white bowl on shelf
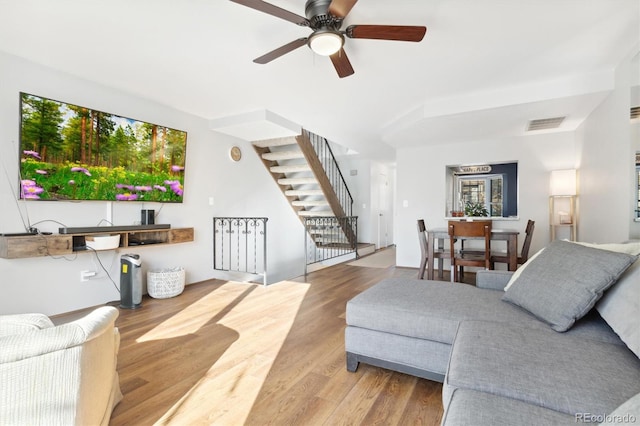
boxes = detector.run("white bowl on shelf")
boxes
[86,234,120,251]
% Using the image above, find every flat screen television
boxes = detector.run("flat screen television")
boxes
[18,92,187,202]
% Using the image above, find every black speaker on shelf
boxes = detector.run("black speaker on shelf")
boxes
[141,209,155,225]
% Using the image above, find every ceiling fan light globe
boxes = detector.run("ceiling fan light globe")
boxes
[309,32,343,56]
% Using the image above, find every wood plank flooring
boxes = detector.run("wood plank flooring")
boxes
[103,259,462,425]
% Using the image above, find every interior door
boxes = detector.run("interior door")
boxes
[377,172,389,248]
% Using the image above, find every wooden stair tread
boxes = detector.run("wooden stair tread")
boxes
[292,200,328,206]
[252,137,298,148]
[315,237,349,242]
[308,230,347,236]
[278,177,319,185]
[262,151,304,161]
[285,189,324,196]
[270,164,311,173]
[298,210,335,217]
[317,242,354,249]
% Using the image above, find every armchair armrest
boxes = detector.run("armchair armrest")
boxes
[0,313,54,337]
[0,306,118,364]
[476,270,513,291]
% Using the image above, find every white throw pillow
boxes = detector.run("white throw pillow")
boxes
[569,239,640,358]
[503,247,544,291]
[596,257,640,358]
[571,240,640,256]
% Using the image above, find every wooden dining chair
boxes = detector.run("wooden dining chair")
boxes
[417,219,448,279]
[448,220,492,283]
[490,219,535,269]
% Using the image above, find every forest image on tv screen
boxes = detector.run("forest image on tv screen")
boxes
[19,93,187,202]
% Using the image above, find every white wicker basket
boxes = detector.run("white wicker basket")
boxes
[147,267,185,299]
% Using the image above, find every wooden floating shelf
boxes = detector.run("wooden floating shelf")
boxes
[0,227,194,259]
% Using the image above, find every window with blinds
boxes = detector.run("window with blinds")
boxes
[636,160,639,220]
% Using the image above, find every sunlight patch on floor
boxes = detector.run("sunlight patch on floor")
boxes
[149,280,310,425]
[134,281,253,342]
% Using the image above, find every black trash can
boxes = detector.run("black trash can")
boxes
[120,254,142,309]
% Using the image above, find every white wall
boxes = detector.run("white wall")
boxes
[395,132,578,268]
[340,158,372,244]
[0,52,304,315]
[576,47,638,243]
[340,158,395,248]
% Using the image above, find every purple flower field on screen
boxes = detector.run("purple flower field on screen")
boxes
[116,193,138,201]
[21,179,44,199]
[70,166,91,176]
[23,150,41,160]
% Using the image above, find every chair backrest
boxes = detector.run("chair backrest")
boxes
[417,219,427,258]
[448,220,492,255]
[448,220,492,238]
[519,219,535,262]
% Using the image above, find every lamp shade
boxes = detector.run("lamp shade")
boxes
[550,169,577,196]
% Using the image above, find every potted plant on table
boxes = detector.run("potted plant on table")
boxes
[464,201,489,217]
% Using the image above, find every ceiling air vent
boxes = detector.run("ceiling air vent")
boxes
[527,116,566,132]
[631,106,640,120]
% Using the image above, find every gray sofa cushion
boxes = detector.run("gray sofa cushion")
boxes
[442,388,575,426]
[444,320,640,416]
[502,240,638,332]
[476,270,513,290]
[345,326,451,377]
[346,278,624,347]
[597,258,640,358]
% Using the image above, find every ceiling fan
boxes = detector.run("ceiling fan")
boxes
[230,0,427,78]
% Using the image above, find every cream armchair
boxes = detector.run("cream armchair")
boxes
[0,306,123,426]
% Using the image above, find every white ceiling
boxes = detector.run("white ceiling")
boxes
[0,0,638,161]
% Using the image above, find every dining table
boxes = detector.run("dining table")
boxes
[426,226,520,281]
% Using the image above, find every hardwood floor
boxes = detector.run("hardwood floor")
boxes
[105,261,461,425]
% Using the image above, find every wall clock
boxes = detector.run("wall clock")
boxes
[230,146,242,162]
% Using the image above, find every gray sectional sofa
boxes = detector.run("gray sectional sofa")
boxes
[345,240,640,425]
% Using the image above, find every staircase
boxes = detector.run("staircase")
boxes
[252,130,358,258]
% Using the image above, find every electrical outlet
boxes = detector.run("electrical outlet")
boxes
[80,270,96,282]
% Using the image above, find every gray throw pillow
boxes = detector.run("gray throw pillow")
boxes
[502,240,638,332]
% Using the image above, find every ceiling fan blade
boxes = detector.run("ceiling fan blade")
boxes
[230,0,310,26]
[346,25,427,42]
[330,49,355,78]
[328,0,358,19]
[253,38,308,64]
